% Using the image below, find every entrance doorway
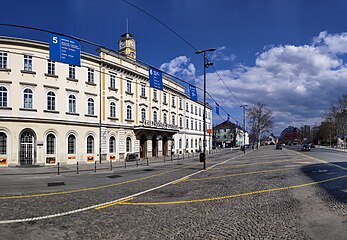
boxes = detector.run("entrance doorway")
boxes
[162,136,168,156]
[140,135,146,159]
[152,135,158,157]
[20,130,35,165]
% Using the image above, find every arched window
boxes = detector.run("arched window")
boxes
[191,139,193,148]
[0,132,7,154]
[0,86,8,107]
[172,115,175,125]
[109,136,116,153]
[191,120,194,130]
[23,88,33,109]
[163,93,167,104]
[199,122,202,131]
[195,139,198,148]
[47,91,56,111]
[186,139,189,148]
[68,134,76,154]
[153,111,157,122]
[141,108,146,121]
[126,105,132,120]
[110,102,116,118]
[68,95,76,113]
[179,138,182,149]
[88,98,94,115]
[179,117,182,128]
[46,133,56,154]
[126,137,132,152]
[87,135,94,154]
[163,113,167,124]
[195,121,198,130]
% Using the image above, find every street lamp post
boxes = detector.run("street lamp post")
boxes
[240,105,248,154]
[195,48,215,170]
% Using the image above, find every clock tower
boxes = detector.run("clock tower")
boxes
[118,32,136,60]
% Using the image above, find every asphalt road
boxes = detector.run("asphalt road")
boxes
[0,146,346,240]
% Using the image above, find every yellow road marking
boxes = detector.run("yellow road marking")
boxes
[188,167,298,181]
[95,197,135,210]
[294,151,347,171]
[113,174,347,206]
[0,169,180,200]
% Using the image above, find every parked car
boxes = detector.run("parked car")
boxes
[301,144,311,151]
[275,144,282,150]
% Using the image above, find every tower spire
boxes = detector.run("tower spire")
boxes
[126,18,129,33]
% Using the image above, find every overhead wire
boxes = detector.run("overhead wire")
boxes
[121,0,243,112]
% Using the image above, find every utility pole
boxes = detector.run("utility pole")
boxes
[240,105,248,154]
[195,48,215,169]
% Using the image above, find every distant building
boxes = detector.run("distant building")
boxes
[263,133,277,145]
[213,121,249,148]
[280,126,301,144]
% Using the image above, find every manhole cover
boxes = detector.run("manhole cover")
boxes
[47,182,65,187]
[143,169,154,172]
[107,174,122,179]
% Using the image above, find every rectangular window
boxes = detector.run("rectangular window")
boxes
[69,65,76,79]
[199,108,201,116]
[172,96,175,107]
[163,93,167,104]
[110,75,116,88]
[195,106,197,115]
[186,119,189,129]
[153,89,157,101]
[24,55,32,71]
[0,52,8,69]
[191,105,193,113]
[48,60,55,75]
[141,84,146,97]
[88,68,94,83]
[186,103,189,112]
[179,98,182,109]
[126,80,132,93]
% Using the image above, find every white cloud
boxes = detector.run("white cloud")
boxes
[160,31,347,134]
[159,56,196,81]
[209,46,236,61]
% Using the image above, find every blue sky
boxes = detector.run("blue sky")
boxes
[2,0,347,135]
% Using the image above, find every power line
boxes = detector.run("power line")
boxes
[121,0,243,106]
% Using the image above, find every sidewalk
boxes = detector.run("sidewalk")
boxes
[0,148,227,176]
[317,145,347,153]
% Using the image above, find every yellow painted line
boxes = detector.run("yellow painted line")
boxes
[115,174,347,206]
[0,168,180,200]
[294,150,347,171]
[188,167,298,181]
[95,197,135,210]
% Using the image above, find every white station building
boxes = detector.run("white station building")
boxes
[0,33,212,167]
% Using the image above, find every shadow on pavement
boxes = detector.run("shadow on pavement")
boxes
[300,161,347,204]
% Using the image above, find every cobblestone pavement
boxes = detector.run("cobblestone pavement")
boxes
[0,146,346,239]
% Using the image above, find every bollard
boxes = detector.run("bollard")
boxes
[171,153,173,162]
[94,161,97,172]
[136,157,139,167]
[110,160,112,171]
[146,157,149,166]
[57,162,60,175]
[125,159,127,169]
[77,161,79,174]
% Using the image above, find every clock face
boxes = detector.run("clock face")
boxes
[120,41,125,47]
[130,41,135,47]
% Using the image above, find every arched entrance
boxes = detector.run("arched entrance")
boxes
[162,136,168,156]
[152,135,158,157]
[140,135,147,159]
[19,129,36,165]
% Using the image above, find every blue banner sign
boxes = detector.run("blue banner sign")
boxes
[50,34,81,66]
[189,85,198,101]
[149,67,163,90]
[227,114,230,123]
[236,120,238,128]
[216,104,219,115]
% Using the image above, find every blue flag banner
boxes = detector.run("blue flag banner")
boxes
[50,34,81,66]
[227,114,230,123]
[216,104,219,115]
[189,85,198,101]
[236,120,238,128]
[149,67,163,90]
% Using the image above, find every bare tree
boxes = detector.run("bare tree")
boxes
[247,102,273,148]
